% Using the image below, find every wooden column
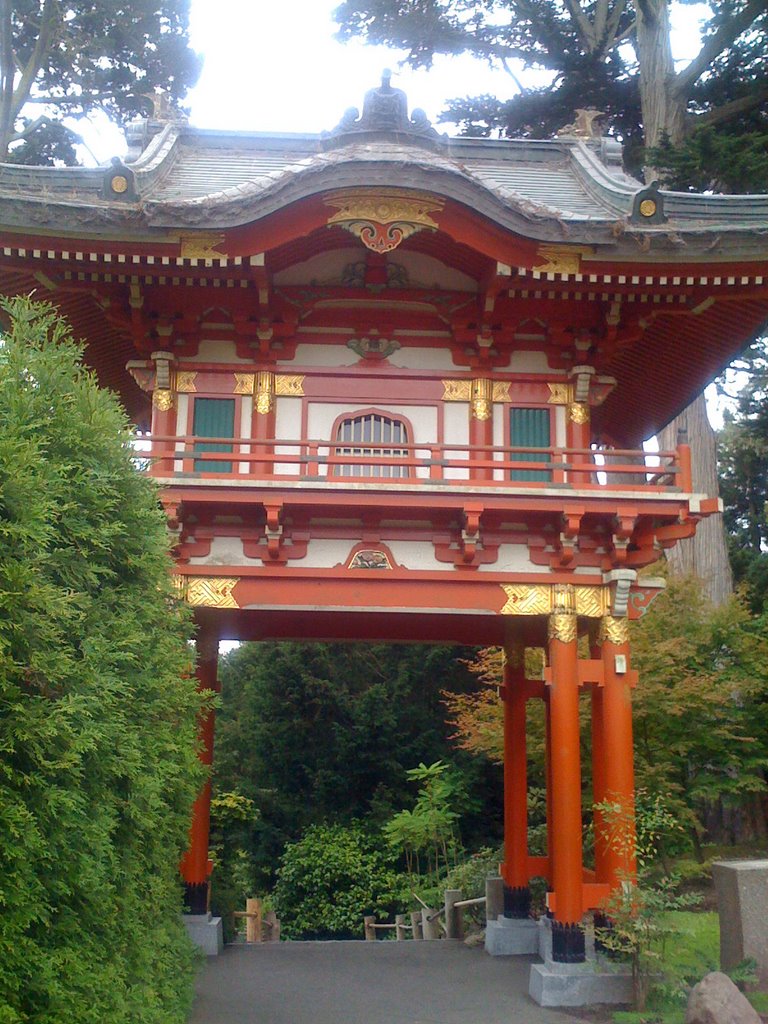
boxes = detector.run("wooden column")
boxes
[180,627,220,914]
[590,629,608,883]
[596,615,637,889]
[252,370,277,477]
[501,645,531,917]
[150,351,177,476]
[547,588,585,961]
[469,379,494,481]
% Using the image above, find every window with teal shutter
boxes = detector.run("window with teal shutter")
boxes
[510,407,551,481]
[193,398,235,473]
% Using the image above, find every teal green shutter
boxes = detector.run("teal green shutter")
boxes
[510,407,551,481]
[193,398,235,472]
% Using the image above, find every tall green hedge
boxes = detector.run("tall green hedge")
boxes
[0,298,204,1024]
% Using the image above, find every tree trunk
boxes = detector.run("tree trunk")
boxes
[658,394,733,605]
[636,2,733,606]
[635,0,686,154]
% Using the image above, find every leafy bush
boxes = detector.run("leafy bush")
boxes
[0,299,204,1023]
[273,823,408,939]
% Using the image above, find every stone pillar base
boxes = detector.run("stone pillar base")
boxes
[183,913,223,956]
[485,916,539,955]
[529,960,633,1007]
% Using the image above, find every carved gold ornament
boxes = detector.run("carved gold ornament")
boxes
[348,549,393,570]
[639,199,658,218]
[500,584,551,616]
[110,175,129,194]
[324,189,445,253]
[597,615,630,646]
[179,232,227,260]
[443,380,509,405]
[532,244,592,276]
[176,371,198,393]
[548,613,578,644]
[471,379,493,421]
[569,401,590,424]
[153,388,175,411]
[173,575,239,609]
[501,583,610,618]
[234,373,304,409]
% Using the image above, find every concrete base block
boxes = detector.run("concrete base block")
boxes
[529,960,633,1007]
[713,859,768,988]
[485,916,539,956]
[183,913,223,956]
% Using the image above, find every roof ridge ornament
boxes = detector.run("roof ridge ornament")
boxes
[324,69,445,145]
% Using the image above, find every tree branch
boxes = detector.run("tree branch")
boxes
[562,0,598,53]
[672,0,765,101]
[696,85,768,130]
[11,0,59,121]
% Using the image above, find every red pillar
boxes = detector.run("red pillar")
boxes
[469,379,494,481]
[591,630,608,884]
[252,370,276,477]
[150,389,176,476]
[180,627,220,914]
[596,615,637,889]
[547,598,586,961]
[501,646,530,917]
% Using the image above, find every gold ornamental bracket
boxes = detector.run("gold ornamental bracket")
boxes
[234,372,305,412]
[531,244,594,277]
[324,189,445,253]
[547,381,589,425]
[173,575,240,609]
[500,583,610,618]
[443,379,510,420]
[178,232,227,261]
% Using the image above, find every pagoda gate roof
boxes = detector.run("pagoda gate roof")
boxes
[0,76,766,442]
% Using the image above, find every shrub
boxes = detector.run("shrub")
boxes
[273,823,408,939]
[0,299,204,1023]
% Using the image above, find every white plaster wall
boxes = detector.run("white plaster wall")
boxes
[238,395,252,474]
[274,397,303,475]
[307,402,438,480]
[509,351,554,373]
[388,346,457,371]
[173,393,189,472]
[554,406,566,449]
[289,539,356,568]
[189,536,262,567]
[442,402,469,480]
[386,541,447,571]
[477,544,534,573]
[186,339,252,363]
[493,403,505,481]
[283,343,359,367]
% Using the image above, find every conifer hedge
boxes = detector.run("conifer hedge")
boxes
[0,298,204,1024]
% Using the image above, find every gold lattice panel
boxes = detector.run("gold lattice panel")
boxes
[173,575,239,609]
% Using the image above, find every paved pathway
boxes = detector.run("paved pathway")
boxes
[189,941,582,1024]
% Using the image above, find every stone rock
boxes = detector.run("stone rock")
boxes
[686,972,761,1024]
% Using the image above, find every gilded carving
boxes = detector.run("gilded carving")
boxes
[255,371,275,415]
[471,379,493,421]
[179,232,227,260]
[547,382,572,405]
[442,380,472,402]
[234,373,255,395]
[569,401,590,424]
[153,388,175,411]
[533,245,591,276]
[174,575,239,609]
[598,615,630,646]
[500,584,551,616]
[349,549,392,570]
[274,374,305,398]
[176,371,197,393]
[574,585,609,619]
[324,189,444,254]
[501,583,609,618]
[552,583,577,615]
[548,613,578,644]
[492,382,511,403]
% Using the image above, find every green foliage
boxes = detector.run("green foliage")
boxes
[272,823,407,939]
[0,298,204,1023]
[212,640,498,902]
[0,1,202,162]
[383,760,467,885]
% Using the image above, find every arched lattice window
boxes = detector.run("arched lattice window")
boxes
[333,412,410,478]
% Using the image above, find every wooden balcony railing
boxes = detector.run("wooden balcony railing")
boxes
[143,434,694,495]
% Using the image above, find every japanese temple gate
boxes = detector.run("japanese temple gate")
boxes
[1,76,767,969]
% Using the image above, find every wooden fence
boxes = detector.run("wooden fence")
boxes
[363,876,504,942]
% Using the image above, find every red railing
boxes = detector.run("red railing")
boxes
[143,434,693,494]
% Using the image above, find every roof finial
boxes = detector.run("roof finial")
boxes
[325,72,443,144]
